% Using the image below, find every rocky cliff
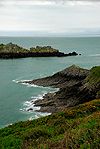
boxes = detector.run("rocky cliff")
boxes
[0,43,78,58]
[24,65,100,113]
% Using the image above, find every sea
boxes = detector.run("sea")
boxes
[0,37,100,128]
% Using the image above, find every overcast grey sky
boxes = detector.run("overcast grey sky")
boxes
[0,0,100,36]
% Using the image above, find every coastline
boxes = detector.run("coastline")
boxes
[18,80,59,117]
[23,65,100,113]
[0,64,100,148]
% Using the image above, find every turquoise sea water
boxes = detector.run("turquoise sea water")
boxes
[0,37,100,128]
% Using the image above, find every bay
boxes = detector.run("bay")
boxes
[0,37,100,128]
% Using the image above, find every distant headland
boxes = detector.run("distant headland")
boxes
[0,42,79,58]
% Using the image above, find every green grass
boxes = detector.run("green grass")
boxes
[0,43,28,53]
[85,66,100,87]
[30,46,59,53]
[0,44,59,54]
[0,99,100,149]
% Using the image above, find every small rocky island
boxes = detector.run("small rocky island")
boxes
[24,65,100,113]
[0,43,79,58]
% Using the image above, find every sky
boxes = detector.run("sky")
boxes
[0,0,100,36]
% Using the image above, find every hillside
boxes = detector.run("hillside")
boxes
[0,65,100,149]
[0,99,100,149]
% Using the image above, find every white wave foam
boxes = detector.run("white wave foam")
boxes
[20,108,24,111]
[19,81,58,114]
[21,82,38,88]
[12,79,19,83]
[49,88,59,93]
[13,79,43,88]
[21,93,45,113]
[29,115,39,120]
[20,104,41,113]
[20,90,53,121]
[26,105,41,112]
[29,112,51,121]
[23,101,33,106]
[13,78,59,95]
[16,78,58,120]
[20,88,52,115]
[13,79,28,82]
[31,93,46,102]
[16,79,41,87]
[5,123,13,127]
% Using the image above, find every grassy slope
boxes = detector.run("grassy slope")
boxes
[85,66,100,86]
[85,66,100,98]
[0,66,100,149]
[0,44,58,54]
[30,46,59,53]
[0,43,28,53]
[0,99,100,149]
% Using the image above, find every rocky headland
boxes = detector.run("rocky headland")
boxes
[24,65,100,113]
[0,43,79,58]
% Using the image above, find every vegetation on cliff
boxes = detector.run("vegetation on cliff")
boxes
[0,43,78,58]
[0,43,28,53]
[85,66,100,88]
[30,46,59,53]
[0,99,100,149]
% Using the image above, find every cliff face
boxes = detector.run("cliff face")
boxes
[0,43,78,58]
[28,65,89,87]
[25,65,100,113]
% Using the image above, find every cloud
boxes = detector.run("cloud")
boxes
[0,0,100,36]
[0,0,100,7]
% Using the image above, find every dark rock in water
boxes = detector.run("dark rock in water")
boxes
[0,43,79,58]
[27,108,33,112]
[63,51,78,56]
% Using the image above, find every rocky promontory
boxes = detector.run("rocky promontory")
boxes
[0,43,79,58]
[24,65,100,113]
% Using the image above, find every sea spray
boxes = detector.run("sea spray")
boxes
[15,79,58,120]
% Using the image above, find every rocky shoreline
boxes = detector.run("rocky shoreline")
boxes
[0,65,100,149]
[24,65,100,113]
[0,43,79,58]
